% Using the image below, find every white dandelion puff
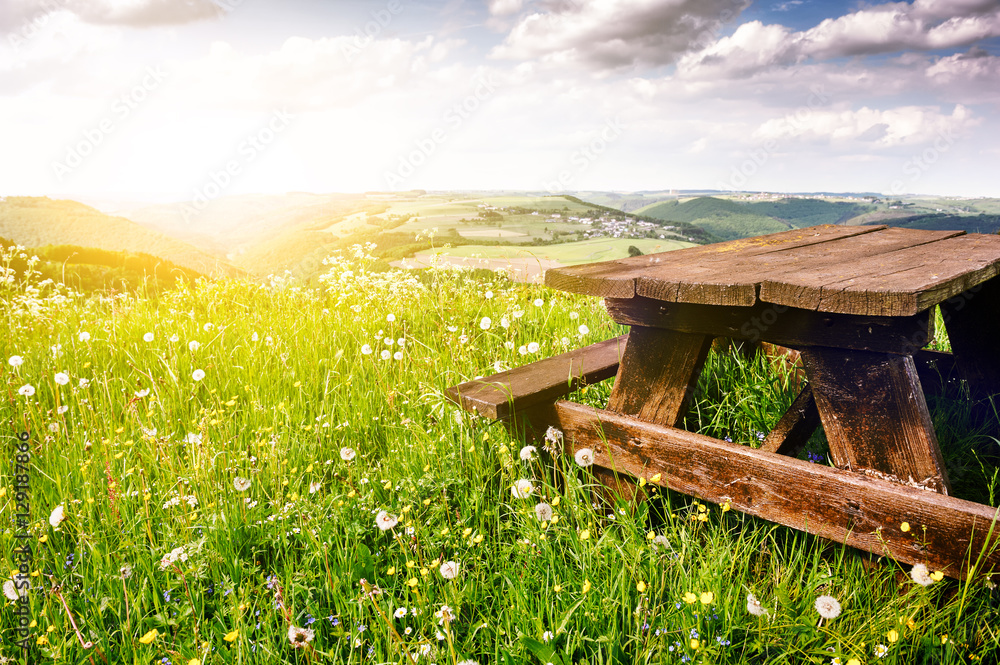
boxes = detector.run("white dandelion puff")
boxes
[376,510,399,531]
[574,448,595,468]
[287,625,315,649]
[746,593,768,616]
[910,563,934,586]
[49,504,66,528]
[814,595,841,620]
[511,479,534,499]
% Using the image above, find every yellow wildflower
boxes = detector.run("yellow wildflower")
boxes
[139,628,159,644]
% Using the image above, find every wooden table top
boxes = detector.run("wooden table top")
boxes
[545,225,1000,317]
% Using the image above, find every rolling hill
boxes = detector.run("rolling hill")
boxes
[631,195,1000,241]
[0,197,240,278]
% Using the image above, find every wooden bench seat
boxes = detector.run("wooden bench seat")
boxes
[445,335,628,420]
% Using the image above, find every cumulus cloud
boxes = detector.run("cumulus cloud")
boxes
[752,104,979,149]
[488,0,525,17]
[679,0,1000,79]
[491,0,749,70]
[1,0,222,33]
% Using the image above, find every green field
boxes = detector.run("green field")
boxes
[3,241,1000,663]
[413,237,696,265]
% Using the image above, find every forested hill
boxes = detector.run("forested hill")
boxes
[0,197,240,278]
[635,196,1000,241]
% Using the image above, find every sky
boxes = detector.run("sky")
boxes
[1,0,999,201]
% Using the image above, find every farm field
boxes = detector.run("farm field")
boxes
[4,241,1000,664]
[407,238,697,267]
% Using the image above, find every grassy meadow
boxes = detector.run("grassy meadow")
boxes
[3,242,1000,664]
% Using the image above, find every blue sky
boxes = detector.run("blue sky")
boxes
[1,0,998,199]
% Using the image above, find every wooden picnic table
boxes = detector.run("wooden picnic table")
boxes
[447,225,1000,578]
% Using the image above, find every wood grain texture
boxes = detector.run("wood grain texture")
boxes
[604,297,933,355]
[941,276,1000,400]
[799,347,950,494]
[759,385,820,457]
[554,400,1000,578]
[607,326,713,426]
[547,226,1000,316]
[446,335,626,419]
[545,224,885,301]
[636,227,957,307]
[760,233,1000,316]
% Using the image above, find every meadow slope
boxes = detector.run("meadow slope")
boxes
[2,244,999,664]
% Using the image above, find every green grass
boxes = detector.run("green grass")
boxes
[412,238,696,265]
[3,243,1000,664]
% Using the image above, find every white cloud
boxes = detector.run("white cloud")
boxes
[492,0,748,70]
[752,104,979,149]
[2,0,222,32]
[487,0,524,17]
[679,0,1000,80]
[67,0,222,26]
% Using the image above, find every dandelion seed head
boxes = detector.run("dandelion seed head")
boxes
[814,595,841,619]
[511,479,534,499]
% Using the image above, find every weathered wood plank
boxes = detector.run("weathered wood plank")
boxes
[545,225,885,300]
[604,297,933,355]
[553,400,1000,578]
[607,326,713,426]
[761,233,1000,316]
[635,227,954,306]
[759,385,820,457]
[799,347,950,494]
[446,335,626,420]
[941,276,1000,400]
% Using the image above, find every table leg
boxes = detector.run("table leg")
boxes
[594,326,713,505]
[799,347,950,495]
[607,325,713,427]
[940,276,1000,401]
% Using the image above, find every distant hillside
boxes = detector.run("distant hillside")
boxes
[1,240,204,293]
[745,198,871,226]
[859,213,1000,235]
[0,197,240,278]
[639,197,789,240]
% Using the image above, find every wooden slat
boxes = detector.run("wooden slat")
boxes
[446,335,626,420]
[604,297,933,355]
[607,326,713,426]
[636,227,962,307]
[761,233,1000,316]
[545,225,885,300]
[759,385,820,457]
[553,400,1000,578]
[800,347,950,494]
